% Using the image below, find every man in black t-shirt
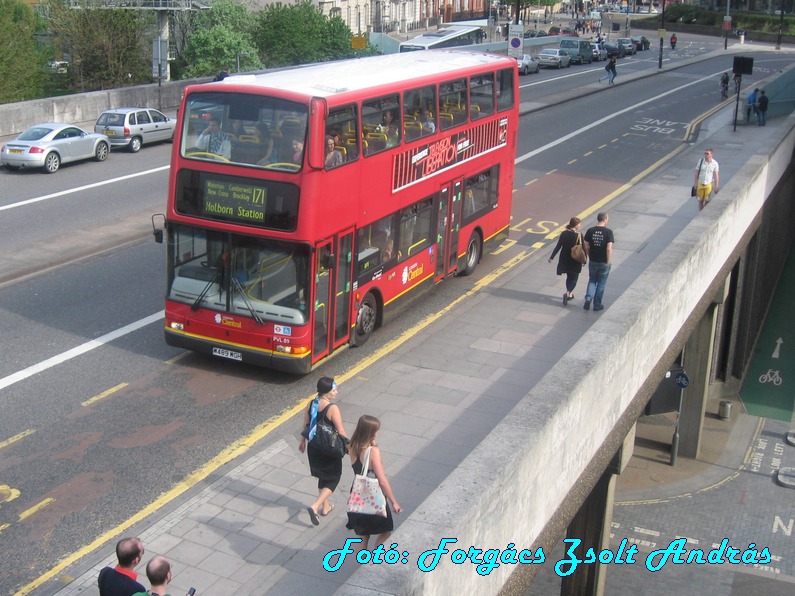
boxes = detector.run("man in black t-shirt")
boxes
[583,212,615,312]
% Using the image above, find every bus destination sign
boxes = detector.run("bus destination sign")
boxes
[203,179,267,224]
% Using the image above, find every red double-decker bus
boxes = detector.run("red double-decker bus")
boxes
[158,50,518,374]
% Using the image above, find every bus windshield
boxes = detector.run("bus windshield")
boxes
[181,91,308,171]
[167,224,310,325]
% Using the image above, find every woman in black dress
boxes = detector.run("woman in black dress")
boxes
[548,217,584,306]
[299,377,348,526]
[346,415,401,551]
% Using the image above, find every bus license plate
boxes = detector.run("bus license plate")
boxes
[213,347,242,361]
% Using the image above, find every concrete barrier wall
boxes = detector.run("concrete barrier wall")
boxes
[340,113,795,595]
[0,79,205,138]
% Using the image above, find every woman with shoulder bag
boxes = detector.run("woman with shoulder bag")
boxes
[548,217,585,306]
[299,376,348,525]
[346,415,401,553]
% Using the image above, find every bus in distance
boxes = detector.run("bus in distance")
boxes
[157,50,518,374]
[399,25,485,52]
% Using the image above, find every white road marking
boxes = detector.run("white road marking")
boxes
[0,166,169,212]
[0,311,164,391]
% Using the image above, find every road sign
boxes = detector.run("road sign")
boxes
[724,15,732,21]
[508,24,524,58]
[675,371,690,389]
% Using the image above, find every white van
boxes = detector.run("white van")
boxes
[559,38,594,65]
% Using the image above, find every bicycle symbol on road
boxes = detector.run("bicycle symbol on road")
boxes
[758,369,783,386]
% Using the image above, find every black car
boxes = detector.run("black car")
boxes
[602,41,626,58]
[631,35,651,51]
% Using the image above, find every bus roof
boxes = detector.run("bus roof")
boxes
[399,24,484,50]
[206,51,512,100]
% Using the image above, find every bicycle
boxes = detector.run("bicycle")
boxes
[720,83,729,101]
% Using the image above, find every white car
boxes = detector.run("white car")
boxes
[517,54,540,75]
[95,107,176,153]
[1,123,110,173]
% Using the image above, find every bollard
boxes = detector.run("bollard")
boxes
[719,400,732,420]
[739,33,745,44]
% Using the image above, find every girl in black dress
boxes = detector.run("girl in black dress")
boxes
[299,377,348,526]
[548,217,584,306]
[346,415,401,551]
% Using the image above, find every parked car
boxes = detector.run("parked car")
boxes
[617,37,637,55]
[559,37,593,64]
[631,35,651,50]
[602,41,626,58]
[537,48,572,68]
[1,123,109,173]
[523,29,547,38]
[95,107,176,153]
[517,54,541,75]
[548,26,578,36]
[591,42,608,61]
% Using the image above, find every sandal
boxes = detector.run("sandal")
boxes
[307,506,320,526]
[320,504,335,516]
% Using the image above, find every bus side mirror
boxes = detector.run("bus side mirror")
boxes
[308,98,326,170]
[152,213,165,244]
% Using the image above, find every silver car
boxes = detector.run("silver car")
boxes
[617,38,637,55]
[1,123,110,173]
[591,42,608,61]
[95,107,176,153]
[517,54,540,75]
[537,48,572,69]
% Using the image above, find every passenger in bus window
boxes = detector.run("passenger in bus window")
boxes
[324,135,343,169]
[291,138,304,164]
[419,108,436,135]
[380,110,400,148]
[256,123,276,166]
[196,116,231,160]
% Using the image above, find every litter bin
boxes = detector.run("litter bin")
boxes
[719,400,732,420]
[737,30,746,44]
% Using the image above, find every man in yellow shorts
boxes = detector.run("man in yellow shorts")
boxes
[694,148,720,211]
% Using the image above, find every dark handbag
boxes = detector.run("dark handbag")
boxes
[691,186,697,197]
[570,233,587,264]
[313,418,347,459]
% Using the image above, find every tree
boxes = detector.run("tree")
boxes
[255,1,371,68]
[181,0,262,78]
[46,2,154,91]
[0,0,45,103]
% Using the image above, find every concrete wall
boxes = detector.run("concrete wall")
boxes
[0,78,204,138]
[338,115,795,596]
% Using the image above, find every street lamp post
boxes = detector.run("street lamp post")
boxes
[236,51,248,73]
[776,3,785,49]
[658,0,665,69]
[724,0,730,50]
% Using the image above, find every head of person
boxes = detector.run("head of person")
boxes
[145,556,171,587]
[761,90,766,96]
[704,148,714,162]
[206,116,222,133]
[257,122,270,139]
[597,212,608,224]
[317,376,337,397]
[292,137,303,152]
[348,414,381,456]
[566,217,581,230]
[325,135,336,155]
[116,537,144,568]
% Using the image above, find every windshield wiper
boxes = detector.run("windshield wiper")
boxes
[191,268,221,311]
[231,278,264,325]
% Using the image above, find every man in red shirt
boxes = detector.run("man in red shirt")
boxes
[98,537,145,596]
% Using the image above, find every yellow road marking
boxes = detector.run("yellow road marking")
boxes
[0,485,21,504]
[0,429,34,450]
[81,383,128,407]
[19,498,54,521]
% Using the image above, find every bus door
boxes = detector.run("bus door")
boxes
[435,179,463,282]
[312,228,354,363]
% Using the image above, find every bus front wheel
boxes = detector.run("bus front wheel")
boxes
[351,292,377,346]
[461,232,482,276]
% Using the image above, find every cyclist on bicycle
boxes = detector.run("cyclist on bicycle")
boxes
[720,72,729,100]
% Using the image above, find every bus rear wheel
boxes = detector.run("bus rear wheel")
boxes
[461,232,482,277]
[351,292,377,347]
